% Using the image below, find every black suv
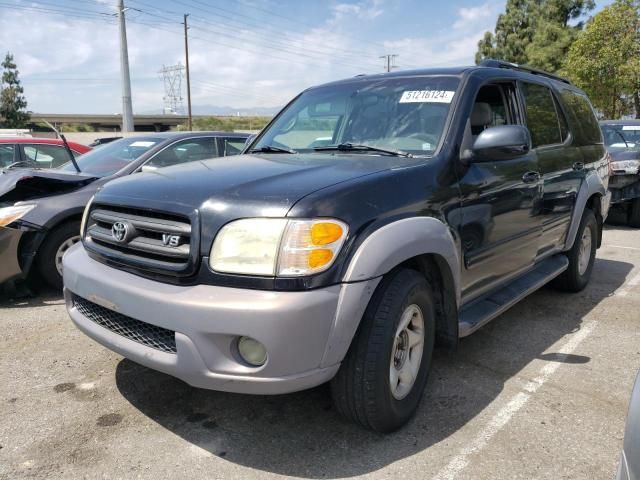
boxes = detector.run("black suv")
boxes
[63,60,610,432]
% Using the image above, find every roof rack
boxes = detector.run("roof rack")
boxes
[479,59,572,85]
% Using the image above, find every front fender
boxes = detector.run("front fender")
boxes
[319,217,461,366]
[342,217,461,304]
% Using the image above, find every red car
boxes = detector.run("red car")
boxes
[0,137,91,169]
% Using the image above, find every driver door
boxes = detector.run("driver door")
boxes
[456,82,543,304]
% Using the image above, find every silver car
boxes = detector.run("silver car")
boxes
[618,370,640,480]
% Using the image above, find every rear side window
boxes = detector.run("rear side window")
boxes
[520,82,563,148]
[558,89,602,145]
[22,144,71,168]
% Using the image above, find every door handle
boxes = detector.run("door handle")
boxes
[573,162,585,171]
[522,171,541,183]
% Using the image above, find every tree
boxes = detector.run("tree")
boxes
[565,0,640,118]
[0,52,30,128]
[476,0,594,73]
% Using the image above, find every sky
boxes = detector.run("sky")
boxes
[0,0,615,114]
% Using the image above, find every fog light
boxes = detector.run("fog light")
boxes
[237,336,267,366]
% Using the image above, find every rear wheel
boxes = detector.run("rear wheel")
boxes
[36,221,81,290]
[331,268,436,433]
[554,209,597,292]
[628,198,640,228]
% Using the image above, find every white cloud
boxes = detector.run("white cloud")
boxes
[331,0,385,22]
[0,1,503,114]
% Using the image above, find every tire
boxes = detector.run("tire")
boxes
[36,221,81,290]
[629,199,640,228]
[330,268,436,433]
[554,208,597,292]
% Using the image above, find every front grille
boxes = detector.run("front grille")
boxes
[73,294,177,354]
[85,204,193,272]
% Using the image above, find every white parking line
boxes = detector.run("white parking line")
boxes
[615,271,640,297]
[607,245,640,252]
[433,320,598,480]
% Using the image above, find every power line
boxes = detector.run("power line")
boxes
[124,5,381,72]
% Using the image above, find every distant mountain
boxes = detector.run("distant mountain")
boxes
[139,105,281,116]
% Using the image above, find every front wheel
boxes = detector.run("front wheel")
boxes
[36,221,81,290]
[554,208,597,292]
[331,268,436,433]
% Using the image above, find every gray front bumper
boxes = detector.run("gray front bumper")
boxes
[63,244,379,394]
[0,226,24,284]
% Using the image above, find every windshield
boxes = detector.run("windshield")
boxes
[59,137,161,176]
[254,76,460,157]
[601,124,640,150]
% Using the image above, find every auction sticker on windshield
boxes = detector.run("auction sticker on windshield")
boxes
[130,141,156,147]
[399,90,455,103]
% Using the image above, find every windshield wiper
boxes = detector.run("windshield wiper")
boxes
[313,143,413,158]
[614,130,630,148]
[249,145,297,154]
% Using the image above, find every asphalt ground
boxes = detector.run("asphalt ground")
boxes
[1,225,639,480]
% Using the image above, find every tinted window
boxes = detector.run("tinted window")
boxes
[222,138,247,156]
[521,83,562,148]
[146,137,219,168]
[558,89,602,145]
[0,144,15,167]
[23,144,71,168]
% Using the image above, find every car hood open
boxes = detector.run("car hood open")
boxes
[0,168,98,205]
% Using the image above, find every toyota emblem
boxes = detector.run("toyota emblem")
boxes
[111,222,128,243]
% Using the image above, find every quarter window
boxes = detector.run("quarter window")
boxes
[558,89,602,145]
[222,138,247,156]
[521,83,563,148]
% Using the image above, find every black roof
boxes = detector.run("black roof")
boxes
[315,60,573,90]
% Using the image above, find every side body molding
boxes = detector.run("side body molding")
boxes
[320,217,461,367]
[563,170,606,251]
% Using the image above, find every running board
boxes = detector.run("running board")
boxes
[459,255,569,337]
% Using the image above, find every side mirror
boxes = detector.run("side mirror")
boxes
[140,164,158,173]
[468,125,531,163]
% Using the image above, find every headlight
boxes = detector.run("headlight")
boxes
[210,218,348,277]
[0,204,36,227]
[612,160,640,170]
[80,195,94,237]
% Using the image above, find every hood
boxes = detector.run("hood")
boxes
[96,152,411,212]
[94,152,413,255]
[0,168,97,205]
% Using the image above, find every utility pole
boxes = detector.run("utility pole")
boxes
[379,54,399,73]
[183,13,193,131]
[117,0,134,132]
